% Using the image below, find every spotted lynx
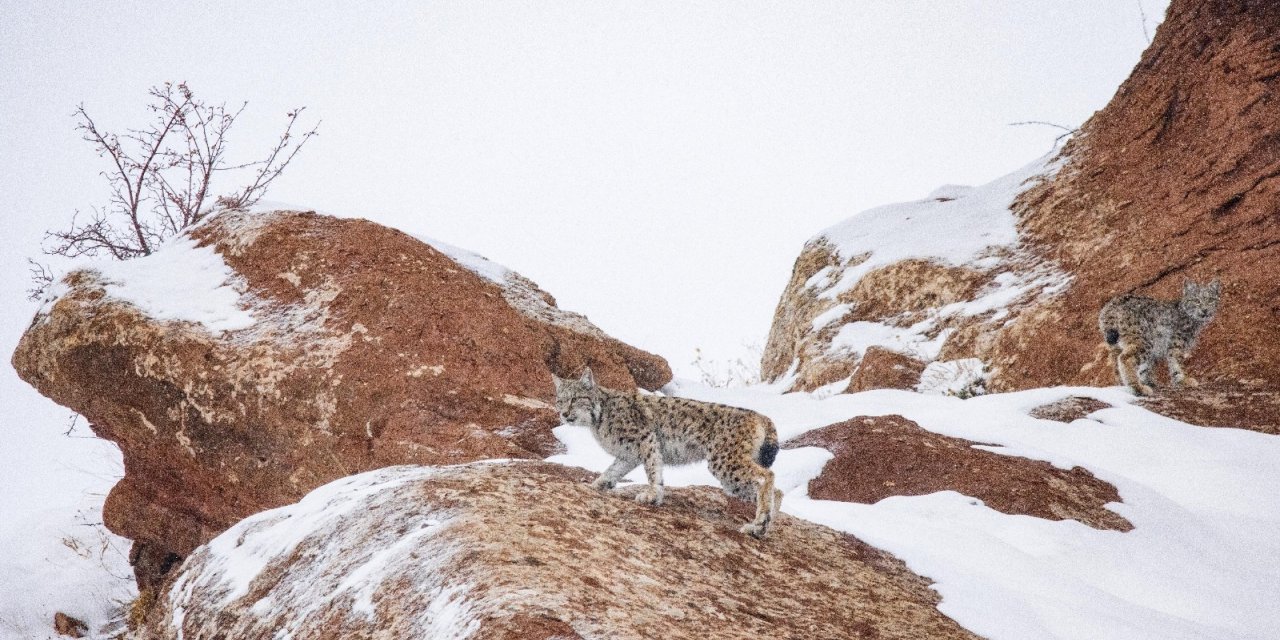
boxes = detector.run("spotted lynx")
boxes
[553,368,782,538]
[1098,280,1220,396]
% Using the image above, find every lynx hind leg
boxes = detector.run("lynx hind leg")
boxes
[1106,344,1129,386]
[710,452,779,538]
[1119,345,1155,396]
[1168,349,1198,388]
[738,466,779,539]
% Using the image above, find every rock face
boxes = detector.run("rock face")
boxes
[846,347,928,393]
[785,415,1132,531]
[141,461,977,640]
[1138,382,1280,435]
[764,0,1280,392]
[11,208,670,593]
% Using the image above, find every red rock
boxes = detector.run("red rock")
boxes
[139,462,978,640]
[846,346,928,393]
[763,0,1280,393]
[786,415,1131,531]
[11,209,671,594]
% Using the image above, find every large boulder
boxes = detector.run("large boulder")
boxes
[764,0,1280,392]
[11,208,671,593]
[140,461,978,640]
[785,415,1132,531]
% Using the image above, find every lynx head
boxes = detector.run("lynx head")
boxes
[552,367,601,426]
[1180,279,1221,322]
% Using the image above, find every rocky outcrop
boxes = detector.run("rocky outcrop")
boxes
[1029,397,1114,423]
[785,415,1132,531]
[140,461,977,640]
[764,0,1280,392]
[11,208,670,593]
[846,347,928,393]
[1138,382,1280,435]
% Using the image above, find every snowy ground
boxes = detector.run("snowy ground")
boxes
[553,381,1280,640]
[5,365,1277,639]
[0,338,133,639]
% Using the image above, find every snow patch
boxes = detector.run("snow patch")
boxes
[815,154,1058,301]
[75,236,256,333]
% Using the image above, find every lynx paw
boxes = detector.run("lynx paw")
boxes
[1131,383,1156,397]
[591,477,616,491]
[1179,376,1199,388]
[635,487,663,506]
[739,522,768,539]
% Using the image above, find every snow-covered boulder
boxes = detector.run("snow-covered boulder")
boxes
[139,461,977,640]
[764,0,1280,392]
[10,208,670,598]
[784,414,1131,532]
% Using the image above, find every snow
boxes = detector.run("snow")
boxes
[60,235,255,334]
[814,153,1058,301]
[829,320,951,361]
[917,358,987,396]
[169,465,479,639]
[550,380,1280,640]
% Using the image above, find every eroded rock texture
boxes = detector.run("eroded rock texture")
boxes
[141,462,978,640]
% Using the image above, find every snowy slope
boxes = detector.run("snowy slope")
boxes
[552,381,1280,640]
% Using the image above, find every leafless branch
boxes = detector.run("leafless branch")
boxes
[26,259,54,300]
[41,82,319,266]
[1137,0,1152,44]
[1009,120,1079,148]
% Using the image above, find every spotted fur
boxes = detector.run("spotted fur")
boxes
[1098,279,1220,396]
[553,368,782,538]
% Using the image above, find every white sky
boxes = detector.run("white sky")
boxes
[0,0,1167,380]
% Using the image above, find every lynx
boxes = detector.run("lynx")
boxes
[553,368,782,538]
[1098,280,1220,396]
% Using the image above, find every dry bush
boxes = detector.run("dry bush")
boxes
[29,82,318,297]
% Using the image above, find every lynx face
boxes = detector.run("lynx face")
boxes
[1179,280,1221,323]
[553,370,600,427]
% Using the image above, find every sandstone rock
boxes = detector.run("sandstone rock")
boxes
[1028,397,1114,423]
[53,612,88,638]
[785,415,1132,531]
[140,461,977,640]
[1138,382,1280,435]
[11,208,670,592]
[845,346,927,393]
[764,0,1280,392]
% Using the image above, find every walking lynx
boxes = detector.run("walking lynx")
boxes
[1098,280,1220,396]
[553,368,782,538]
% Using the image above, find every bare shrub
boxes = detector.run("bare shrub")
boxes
[691,342,764,388]
[31,82,318,297]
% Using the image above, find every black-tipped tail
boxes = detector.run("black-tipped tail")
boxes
[1104,328,1120,346]
[756,439,779,468]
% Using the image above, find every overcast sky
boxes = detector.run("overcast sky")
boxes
[1,0,1168,381]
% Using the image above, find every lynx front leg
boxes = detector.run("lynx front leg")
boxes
[1167,350,1198,388]
[592,457,640,491]
[634,432,664,506]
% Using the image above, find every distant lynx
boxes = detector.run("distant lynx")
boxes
[1098,280,1220,396]
[553,368,782,538]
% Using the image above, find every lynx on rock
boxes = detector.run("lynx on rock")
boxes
[553,368,782,538]
[1098,280,1220,396]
